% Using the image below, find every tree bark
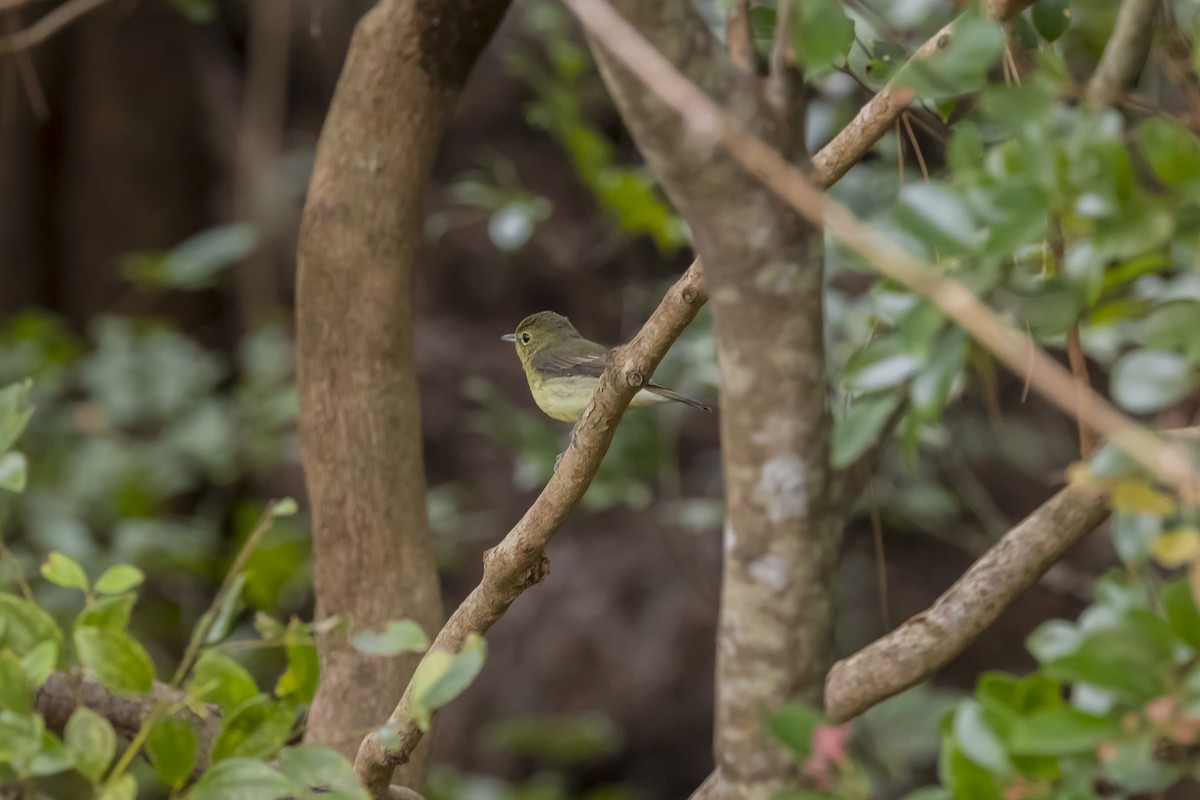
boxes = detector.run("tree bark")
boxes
[295,0,510,781]
[582,4,832,797]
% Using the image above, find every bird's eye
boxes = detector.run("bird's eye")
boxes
[521,333,531,344]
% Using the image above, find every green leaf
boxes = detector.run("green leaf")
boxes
[895,10,1005,100]
[0,651,32,715]
[1087,442,1138,480]
[843,336,925,393]
[40,553,89,592]
[272,497,299,517]
[278,745,369,800]
[1095,198,1175,261]
[96,774,136,800]
[1138,117,1200,186]
[20,640,57,688]
[189,651,258,713]
[188,757,297,800]
[93,565,145,595]
[29,729,73,777]
[0,452,26,493]
[211,694,295,762]
[1144,302,1200,359]
[206,572,247,645]
[1101,736,1185,793]
[792,0,855,77]
[274,618,319,706]
[831,392,902,469]
[952,701,1010,773]
[122,223,260,291]
[146,717,197,790]
[77,593,137,632]
[1026,620,1084,663]
[351,620,430,657]
[74,627,155,694]
[64,707,117,783]
[0,594,63,656]
[1163,578,1200,649]
[409,634,487,731]
[0,379,34,455]
[764,702,824,758]
[1031,0,1071,41]
[910,329,967,423]
[1009,708,1120,755]
[1043,613,1172,700]
[1110,349,1195,413]
[895,182,980,255]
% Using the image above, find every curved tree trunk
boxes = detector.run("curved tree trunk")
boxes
[295,0,510,784]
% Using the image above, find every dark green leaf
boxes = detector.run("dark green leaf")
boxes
[351,619,429,657]
[1138,117,1200,186]
[206,572,247,645]
[1009,708,1120,755]
[1111,349,1195,413]
[1031,0,1071,41]
[952,700,1010,773]
[831,392,902,469]
[64,707,116,783]
[40,553,88,592]
[189,651,258,713]
[74,627,155,694]
[895,10,1005,100]
[1163,578,1200,649]
[0,380,34,455]
[29,730,73,777]
[188,757,297,800]
[146,717,198,789]
[1144,302,1200,359]
[843,336,925,393]
[910,329,967,422]
[278,745,369,800]
[792,0,855,77]
[93,565,145,595]
[212,694,295,761]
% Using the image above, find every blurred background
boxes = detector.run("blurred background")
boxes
[0,0,1183,797]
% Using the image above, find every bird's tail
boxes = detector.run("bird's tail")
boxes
[646,385,712,412]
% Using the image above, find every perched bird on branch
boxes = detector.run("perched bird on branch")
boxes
[502,311,711,423]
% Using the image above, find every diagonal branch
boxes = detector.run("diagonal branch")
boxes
[562,0,1199,502]
[809,0,1036,187]
[1085,0,1160,108]
[0,0,112,54]
[353,262,709,798]
[824,483,1110,721]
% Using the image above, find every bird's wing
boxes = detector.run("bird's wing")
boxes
[529,347,609,379]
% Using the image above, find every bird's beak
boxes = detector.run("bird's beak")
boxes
[500,333,517,343]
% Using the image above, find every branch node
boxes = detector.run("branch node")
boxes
[682,287,698,303]
[626,370,645,387]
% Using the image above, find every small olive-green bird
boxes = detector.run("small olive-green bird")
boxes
[502,311,712,423]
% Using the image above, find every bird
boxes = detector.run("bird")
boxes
[502,311,712,423]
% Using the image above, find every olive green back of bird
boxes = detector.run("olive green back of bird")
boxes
[502,311,711,423]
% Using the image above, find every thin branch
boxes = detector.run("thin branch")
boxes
[353,262,709,797]
[561,0,1198,502]
[824,483,1109,720]
[1085,0,1160,108]
[0,0,112,54]
[0,0,53,11]
[36,669,221,772]
[1066,325,1097,459]
[810,0,1035,188]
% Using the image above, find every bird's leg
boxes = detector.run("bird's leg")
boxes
[553,422,581,474]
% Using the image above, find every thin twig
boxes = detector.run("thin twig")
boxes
[3,11,47,119]
[1067,326,1097,459]
[564,0,1199,502]
[0,0,113,54]
[900,112,928,181]
[171,500,287,686]
[868,483,890,630]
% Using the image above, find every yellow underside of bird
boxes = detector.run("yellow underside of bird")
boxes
[523,371,677,423]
